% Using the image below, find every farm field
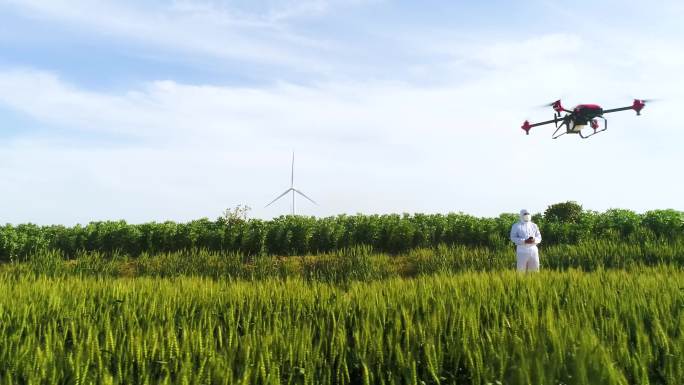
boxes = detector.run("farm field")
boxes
[2,205,683,384]
[0,268,682,384]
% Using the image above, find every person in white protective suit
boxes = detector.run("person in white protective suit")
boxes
[510,209,542,272]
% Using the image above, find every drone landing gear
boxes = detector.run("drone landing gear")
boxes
[579,116,607,139]
[551,129,566,139]
[551,117,569,139]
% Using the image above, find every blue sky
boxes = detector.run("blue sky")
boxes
[1,0,683,224]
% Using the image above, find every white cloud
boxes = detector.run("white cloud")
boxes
[1,18,684,224]
[0,0,333,71]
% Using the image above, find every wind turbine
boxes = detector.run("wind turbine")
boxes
[265,152,317,215]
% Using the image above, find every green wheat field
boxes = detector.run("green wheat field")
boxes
[1,207,683,384]
[1,260,683,384]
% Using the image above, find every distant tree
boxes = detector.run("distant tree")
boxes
[544,201,583,223]
[222,204,252,225]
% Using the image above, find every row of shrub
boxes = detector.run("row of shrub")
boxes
[10,241,684,282]
[0,202,682,261]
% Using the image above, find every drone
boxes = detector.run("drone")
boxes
[521,99,648,139]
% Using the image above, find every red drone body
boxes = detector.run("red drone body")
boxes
[521,99,649,139]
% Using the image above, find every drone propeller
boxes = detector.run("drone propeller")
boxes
[632,99,647,115]
[535,99,559,108]
[629,98,659,114]
[534,99,565,113]
[626,97,661,110]
[622,94,660,103]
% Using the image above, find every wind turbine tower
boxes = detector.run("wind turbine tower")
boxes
[265,152,317,215]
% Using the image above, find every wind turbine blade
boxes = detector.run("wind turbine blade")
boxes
[293,189,317,205]
[265,188,293,207]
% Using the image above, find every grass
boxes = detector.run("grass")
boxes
[4,240,683,281]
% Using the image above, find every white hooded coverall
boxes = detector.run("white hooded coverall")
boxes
[510,210,542,271]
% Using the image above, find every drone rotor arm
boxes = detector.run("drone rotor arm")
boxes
[604,99,647,115]
[524,117,561,129]
[528,119,558,128]
[521,115,563,135]
[602,106,633,114]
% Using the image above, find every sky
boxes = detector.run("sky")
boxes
[1,0,683,225]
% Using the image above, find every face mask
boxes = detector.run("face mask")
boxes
[523,214,531,222]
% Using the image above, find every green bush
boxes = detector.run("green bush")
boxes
[544,201,584,223]
[1,204,684,260]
